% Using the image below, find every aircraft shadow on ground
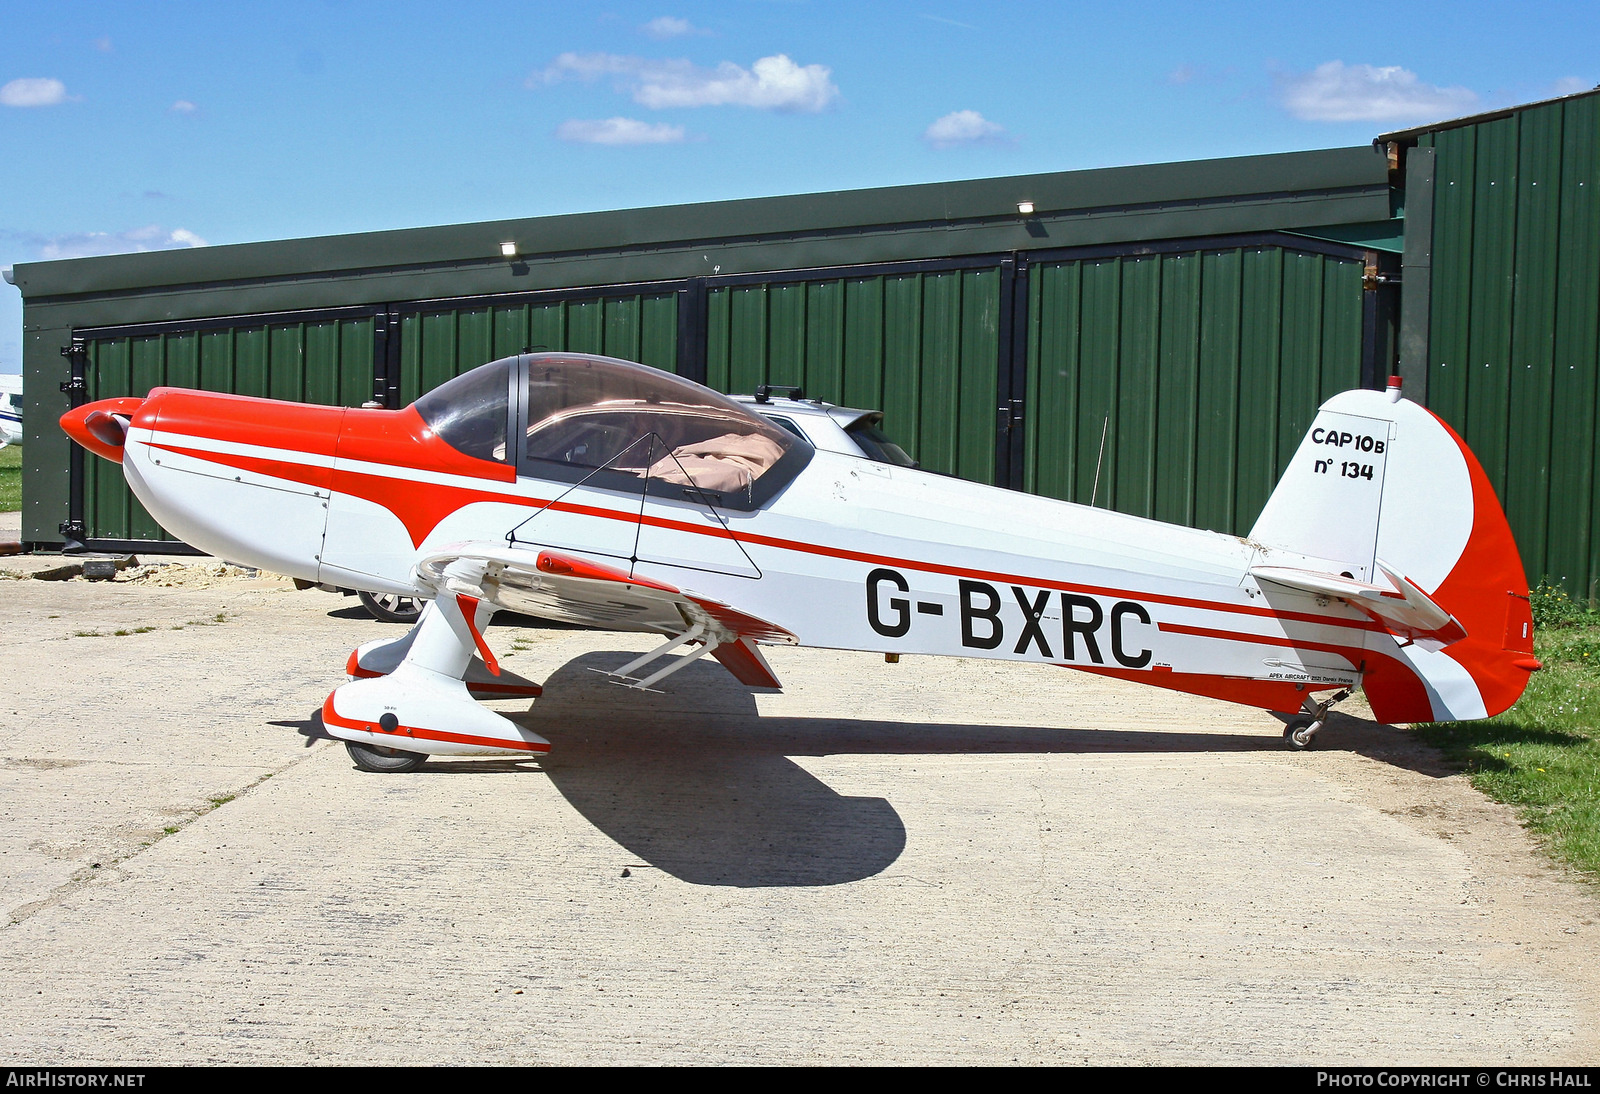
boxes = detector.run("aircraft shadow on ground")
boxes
[279,651,1440,888]
[503,652,1297,889]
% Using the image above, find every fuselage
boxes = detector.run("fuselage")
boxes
[96,384,1383,717]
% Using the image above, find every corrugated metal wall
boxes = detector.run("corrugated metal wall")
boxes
[80,292,682,540]
[705,268,999,482]
[69,238,1376,548]
[1024,244,1366,535]
[1418,93,1600,594]
[398,292,679,405]
[83,314,374,541]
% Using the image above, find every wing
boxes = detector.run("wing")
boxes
[415,543,794,690]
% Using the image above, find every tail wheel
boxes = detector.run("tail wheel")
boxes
[358,590,424,624]
[345,741,428,773]
[1282,716,1322,750]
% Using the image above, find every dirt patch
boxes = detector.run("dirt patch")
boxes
[116,562,270,588]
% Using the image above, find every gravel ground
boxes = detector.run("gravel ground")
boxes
[0,544,1595,1065]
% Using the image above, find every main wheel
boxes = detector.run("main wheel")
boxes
[358,590,424,624]
[1282,716,1322,750]
[345,740,429,773]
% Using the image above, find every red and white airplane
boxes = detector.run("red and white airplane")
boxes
[61,352,1537,771]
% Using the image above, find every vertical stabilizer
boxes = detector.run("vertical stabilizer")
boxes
[1250,379,1536,723]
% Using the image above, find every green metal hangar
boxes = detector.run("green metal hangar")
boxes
[10,86,1599,594]
[11,148,1401,552]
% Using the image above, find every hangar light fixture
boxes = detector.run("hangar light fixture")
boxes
[1016,201,1035,216]
[500,241,519,258]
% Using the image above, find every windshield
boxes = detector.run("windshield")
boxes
[413,359,510,464]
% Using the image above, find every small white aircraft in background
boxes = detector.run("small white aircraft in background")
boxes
[0,375,21,449]
[61,352,1537,771]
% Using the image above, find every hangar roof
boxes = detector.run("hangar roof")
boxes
[1378,84,1600,143]
[12,145,1390,312]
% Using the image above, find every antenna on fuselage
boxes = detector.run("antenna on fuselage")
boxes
[1089,415,1109,508]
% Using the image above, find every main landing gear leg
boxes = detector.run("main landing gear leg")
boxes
[1283,687,1352,751]
[324,560,551,770]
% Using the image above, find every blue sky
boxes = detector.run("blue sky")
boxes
[2,1,1595,375]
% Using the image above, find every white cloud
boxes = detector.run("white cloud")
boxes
[923,109,1007,148]
[540,52,838,112]
[1278,61,1477,123]
[1551,76,1592,97]
[171,99,197,114]
[556,117,687,145]
[1,78,69,108]
[92,36,113,53]
[23,226,208,261]
[641,16,703,40]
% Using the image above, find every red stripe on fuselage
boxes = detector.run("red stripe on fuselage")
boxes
[1157,621,1368,665]
[151,441,335,493]
[152,423,1385,638]
[148,440,517,548]
[1155,620,1439,722]
[146,391,513,545]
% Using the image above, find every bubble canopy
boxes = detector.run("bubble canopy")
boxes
[413,353,811,510]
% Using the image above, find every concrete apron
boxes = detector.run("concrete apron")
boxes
[0,562,1595,1064]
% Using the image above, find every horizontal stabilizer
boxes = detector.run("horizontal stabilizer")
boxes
[1251,561,1467,649]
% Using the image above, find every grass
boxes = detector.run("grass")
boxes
[1415,583,1600,884]
[173,613,234,630]
[0,445,20,512]
[71,614,235,640]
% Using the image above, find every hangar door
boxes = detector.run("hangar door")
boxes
[703,261,1002,484]
[65,284,686,551]
[1021,239,1377,537]
[73,308,379,547]
[63,243,1384,551]
[696,240,1382,524]
[388,285,683,406]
